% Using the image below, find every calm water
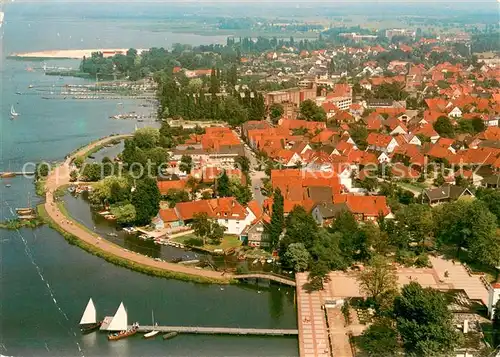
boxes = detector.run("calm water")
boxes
[0,3,298,356]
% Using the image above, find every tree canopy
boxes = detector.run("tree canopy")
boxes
[394,282,460,357]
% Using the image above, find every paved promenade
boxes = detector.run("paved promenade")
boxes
[296,257,490,357]
[43,135,232,283]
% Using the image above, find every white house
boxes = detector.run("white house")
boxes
[448,106,463,118]
[390,125,408,136]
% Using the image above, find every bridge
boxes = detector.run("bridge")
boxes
[234,272,296,286]
[135,325,298,336]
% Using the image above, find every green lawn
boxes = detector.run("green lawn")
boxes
[173,234,241,252]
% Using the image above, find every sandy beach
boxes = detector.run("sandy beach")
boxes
[10,48,146,59]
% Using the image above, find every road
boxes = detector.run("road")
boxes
[43,134,232,283]
[239,133,267,207]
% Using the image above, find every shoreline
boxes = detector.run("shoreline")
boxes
[42,135,234,285]
[9,48,147,60]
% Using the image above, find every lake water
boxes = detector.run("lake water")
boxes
[0,3,298,356]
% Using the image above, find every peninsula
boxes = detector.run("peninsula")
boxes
[42,134,232,284]
[9,48,146,60]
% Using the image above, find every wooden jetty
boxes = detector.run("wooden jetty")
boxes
[134,325,298,336]
[0,171,35,178]
[233,273,296,287]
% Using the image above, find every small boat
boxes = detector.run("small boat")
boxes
[79,298,102,334]
[163,332,178,340]
[28,84,34,89]
[107,302,138,341]
[108,325,138,341]
[10,105,19,118]
[144,310,159,339]
[16,91,22,95]
[5,184,11,188]
[107,232,118,237]
[1,172,15,178]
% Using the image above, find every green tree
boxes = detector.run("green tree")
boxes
[191,212,226,245]
[267,188,284,249]
[269,103,284,124]
[358,255,398,305]
[216,170,232,197]
[433,173,445,186]
[73,156,85,168]
[394,282,460,357]
[349,125,369,150]
[433,116,455,138]
[231,181,252,205]
[235,155,250,173]
[435,200,498,264]
[34,162,50,181]
[283,243,311,272]
[81,163,102,181]
[110,203,136,225]
[492,299,500,347]
[192,212,212,245]
[133,127,160,149]
[471,117,486,133]
[476,188,500,224]
[358,319,400,357]
[310,230,348,270]
[220,97,248,126]
[397,204,434,249]
[179,155,193,174]
[165,189,190,208]
[69,170,78,182]
[131,177,161,225]
[307,260,329,291]
[299,99,326,122]
[282,205,318,250]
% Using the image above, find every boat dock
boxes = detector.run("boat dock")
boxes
[134,325,298,336]
[0,171,35,177]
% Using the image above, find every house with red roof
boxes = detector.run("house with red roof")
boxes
[333,194,392,221]
[412,123,440,143]
[366,133,399,153]
[172,197,259,235]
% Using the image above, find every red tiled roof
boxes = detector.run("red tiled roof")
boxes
[159,208,179,223]
[333,194,391,217]
[157,180,187,195]
[367,133,393,147]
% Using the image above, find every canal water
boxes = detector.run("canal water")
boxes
[0,3,298,356]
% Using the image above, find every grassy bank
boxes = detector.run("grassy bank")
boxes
[35,179,46,196]
[173,234,242,253]
[38,204,232,285]
[0,217,45,230]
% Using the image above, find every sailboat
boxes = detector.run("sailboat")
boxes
[79,298,102,334]
[107,302,138,341]
[143,310,159,339]
[10,105,19,118]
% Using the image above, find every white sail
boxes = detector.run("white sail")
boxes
[107,302,128,331]
[79,298,96,325]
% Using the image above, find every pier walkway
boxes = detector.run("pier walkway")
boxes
[234,272,296,286]
[135,325,298,336]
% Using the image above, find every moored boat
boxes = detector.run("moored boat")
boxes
[143,310,159,339]
[108,325,138,341]
[106,302,138,341]
[163,332,178,340]
[143,330,159,339]
[79,298,102,334]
